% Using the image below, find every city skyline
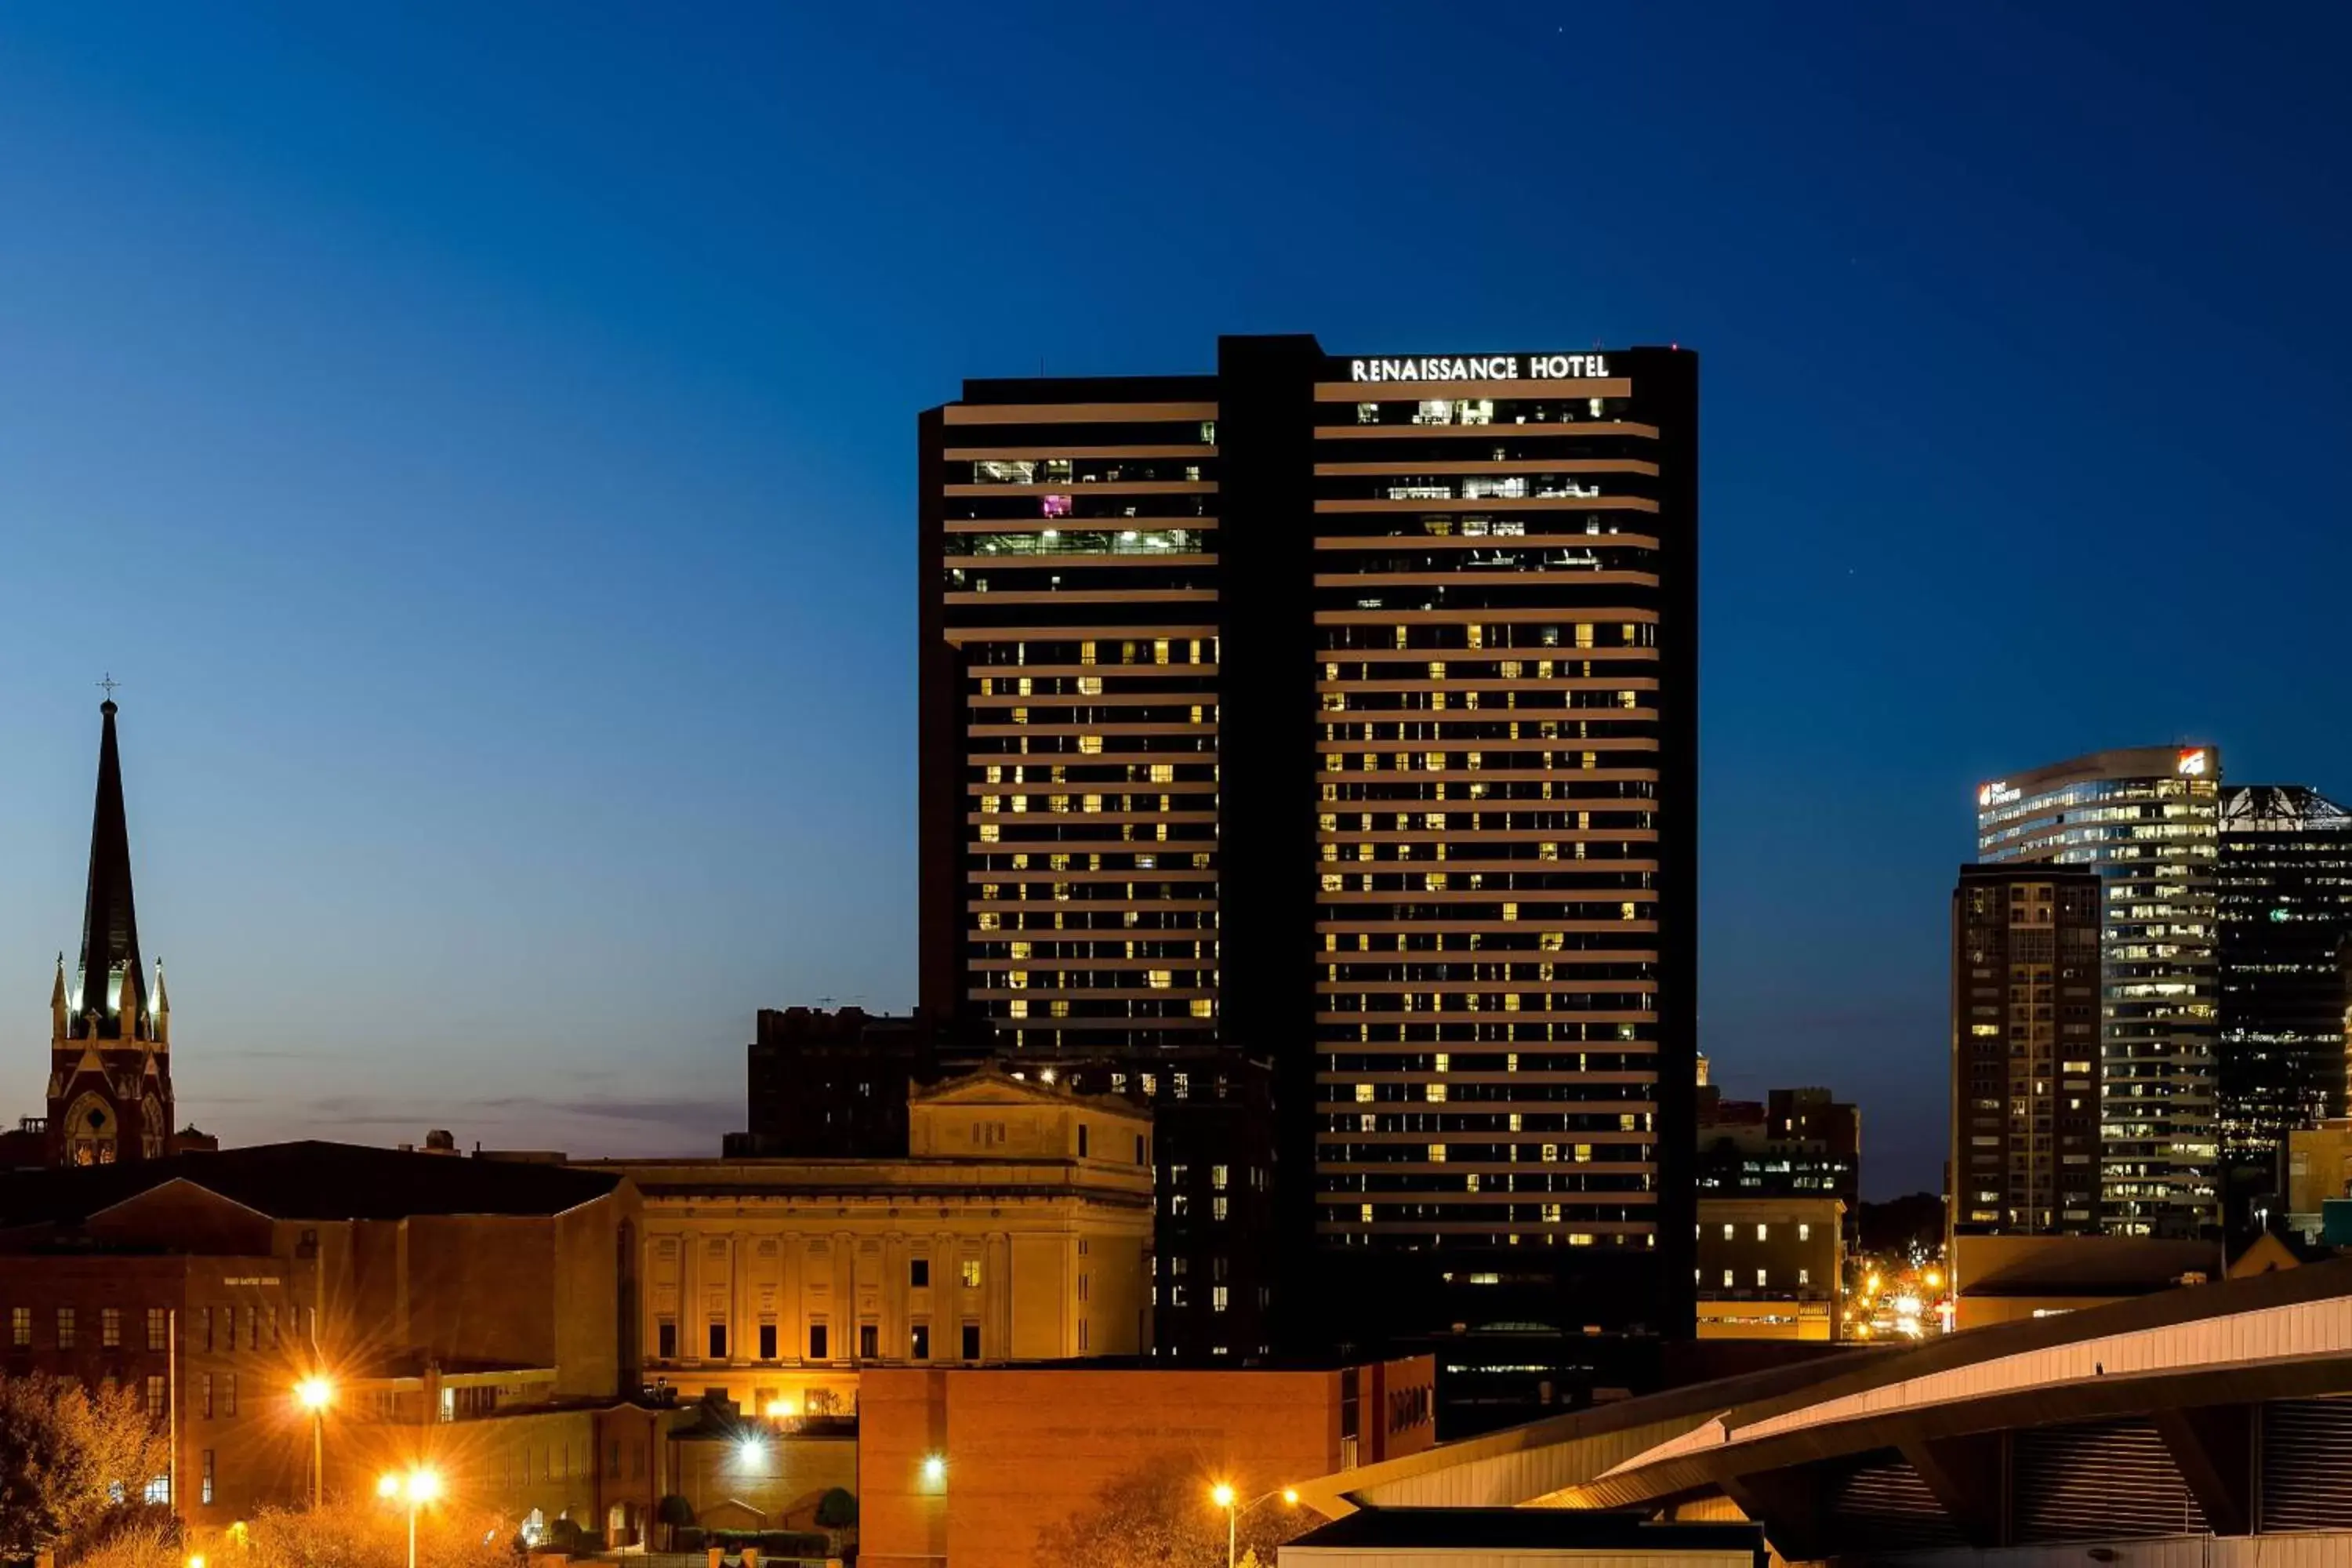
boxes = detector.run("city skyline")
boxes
[5,4,2352,1197]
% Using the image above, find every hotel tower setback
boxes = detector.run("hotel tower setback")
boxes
[919,336,1699,1361]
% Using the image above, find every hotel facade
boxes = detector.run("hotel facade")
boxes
[1976,746,2223,1236]
[919,336,1699,1367]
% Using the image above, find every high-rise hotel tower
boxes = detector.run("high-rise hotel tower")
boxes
[1977,747,2223,1236]
[920,337,1698,1364]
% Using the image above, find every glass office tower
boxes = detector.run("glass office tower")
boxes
[1976,746,2223,1236]
[2218,785,2352,1166]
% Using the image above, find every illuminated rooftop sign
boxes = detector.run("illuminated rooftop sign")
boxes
[1348,353,1611,383]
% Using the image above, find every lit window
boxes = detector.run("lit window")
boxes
[960,1258,982,1289]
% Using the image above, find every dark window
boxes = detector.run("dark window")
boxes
[961,1322,982,1360]
[1078,1124,1090,1157]
[707,1323,726,1359]
[1135,1134,1146,1163]
[201,1307,213,1353]
[56,1307,75,1348]
[910,1258,930,1288]
[759,1323,777,1359]
[910,1323,931,1359]
[859,1323,879,1359]
[657,1319,677,1359]
[201,1373,214,1420]
[146,1307,168,1352]
[809,1323,829,1359]
[607,1441,619,1479]
[224,1372,237,1417]
[102,1307,121,1348]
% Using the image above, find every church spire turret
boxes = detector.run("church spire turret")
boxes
[74,697,142,1039]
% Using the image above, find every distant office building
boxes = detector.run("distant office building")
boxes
[1951,865,2105,1236]
[1695,1085,1860,1213]
[2218,785,2352,1166]
[920,337,1700,1371]
[1977,747,2223,1235]
[731,1006,942,1160]
[1693,1196,1844,1341]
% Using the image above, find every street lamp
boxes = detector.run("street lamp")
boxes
[294,1377,333,1508]
[377,1468,441,1568]
[1210,1483,1299,1568]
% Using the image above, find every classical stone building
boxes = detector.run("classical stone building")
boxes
[587,1067,1155,1417]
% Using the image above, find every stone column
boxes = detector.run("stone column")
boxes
[934,1229,959,1361]
[641,1228,662,1363]
[677,1226,700,1364]
[985,1231,1011,1361]
[782,1233,803,1363]
[730,1230,751,1366]
[833,1232,855,1360]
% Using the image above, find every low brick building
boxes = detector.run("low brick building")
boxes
[858,1357,1435,1568]
[0,1141,670,1546]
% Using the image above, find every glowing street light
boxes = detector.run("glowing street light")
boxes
[921,1453,947,1487]
[737,1436,766,1469]
[1210,1483,1299,1568]
[377,1468,441,1568]
[293,1377,332,1508]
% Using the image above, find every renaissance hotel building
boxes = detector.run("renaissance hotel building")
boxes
[919,336,1698,1364]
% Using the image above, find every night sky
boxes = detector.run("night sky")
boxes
[2,4,2346,1196]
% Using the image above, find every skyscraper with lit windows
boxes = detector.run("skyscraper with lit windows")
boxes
[2217,784,2352,1168]
[921,337,1698,1389]
[1976,746,2223,1236]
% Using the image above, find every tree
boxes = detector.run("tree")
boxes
[240,1498,515,1568]
[1033,1465,1317,1568]
[0,1372,171,1560]
[813,1489,858,1530]
[656,1493,697,1550]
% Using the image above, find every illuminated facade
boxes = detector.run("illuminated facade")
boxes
[922,338,1699,1368]
[2217,784,2352,1165]
[1976,746,2223,1236]
[1949,864,2104,1235]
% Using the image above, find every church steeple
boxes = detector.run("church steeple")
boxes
[73,697,142,1039]
[47,692,176,1166]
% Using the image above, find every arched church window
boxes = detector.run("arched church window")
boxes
[140,1096,165,1159]
[66,1092,118,1166]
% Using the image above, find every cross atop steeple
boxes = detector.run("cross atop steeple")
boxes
[96,673,123,702]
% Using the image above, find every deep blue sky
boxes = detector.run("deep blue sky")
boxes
[2,4,2346,1194]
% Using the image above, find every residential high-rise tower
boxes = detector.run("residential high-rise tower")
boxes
[1950,864,2105,1235]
